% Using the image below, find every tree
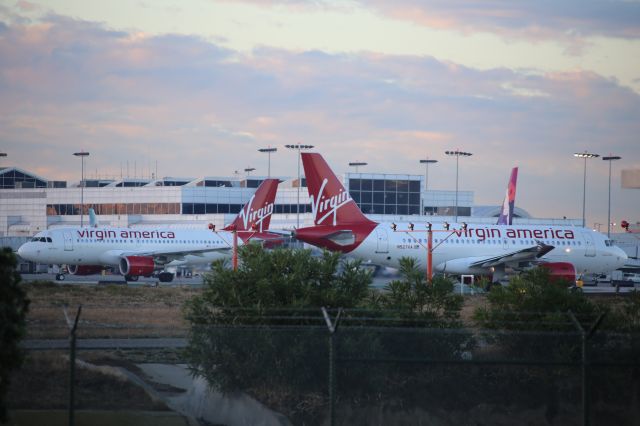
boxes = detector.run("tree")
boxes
[474,267,599,333]
[185,244,372,318]
[374,257,464,325]
[183,245,374,394]
[0,248,30,422]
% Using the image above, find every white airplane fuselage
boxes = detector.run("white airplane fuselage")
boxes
[349,223,627,277]
[18,227,241,269]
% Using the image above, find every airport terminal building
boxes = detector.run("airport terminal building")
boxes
[3,165,639,263]
[1,165,566,237]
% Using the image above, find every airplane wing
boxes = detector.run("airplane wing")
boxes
[468,241,554,269]
[120,246,232,263]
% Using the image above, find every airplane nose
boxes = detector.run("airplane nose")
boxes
[17,243,33,261]
[616,247,628,268]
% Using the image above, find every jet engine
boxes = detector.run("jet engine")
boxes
[119,256,155,277]
[540,262,576,284]
[68,265,104,275]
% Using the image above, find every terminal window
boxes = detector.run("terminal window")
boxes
[349,178,420,216]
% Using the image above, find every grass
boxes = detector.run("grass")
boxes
[23,282,200,339]
[9,283,200,418]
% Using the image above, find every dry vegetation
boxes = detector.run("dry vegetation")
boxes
[10,283,196,414]
[24,281,201,339]
[22,281,629,340]
[8,351,169,411]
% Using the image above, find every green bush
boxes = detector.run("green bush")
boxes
[473,267,603,364]
[183,245,373,395]
[605,290,640,331]
[0,248,30,422]
[474,267,599,332]
[185,245,372,321]
[183,250,469,404]
[374,257,464,325]
[360,257,474,389]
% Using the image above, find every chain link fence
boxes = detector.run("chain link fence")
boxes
[11,306,640,426]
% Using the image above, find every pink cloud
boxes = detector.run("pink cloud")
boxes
[1,14,638,225]
[367,0,640,48]
[15,0,40,12]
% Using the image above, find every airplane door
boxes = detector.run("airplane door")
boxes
[375,228,389,253]
[582,231,595,257]
[63,231,73,251]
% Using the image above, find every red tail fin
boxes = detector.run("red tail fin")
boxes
[497,167,518,225]
[224,179,279,232]
[302,153,375,226]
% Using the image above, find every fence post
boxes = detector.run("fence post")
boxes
[322,307,342,426]
[568,311,605,426]
[64,305,82,426]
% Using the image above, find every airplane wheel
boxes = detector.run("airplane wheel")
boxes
[56,274,65,281]
[124,275,139,282]
[158,272,174,283]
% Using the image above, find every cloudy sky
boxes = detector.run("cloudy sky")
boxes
[1,0,639,228]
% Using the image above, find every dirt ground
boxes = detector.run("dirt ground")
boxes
[7,282,201,416]
[23,281,201,339]
[23,281,490,339]
[7,351,169,412]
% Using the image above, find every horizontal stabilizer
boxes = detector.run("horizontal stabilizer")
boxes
[324,230,356,246]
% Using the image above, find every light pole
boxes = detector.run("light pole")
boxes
[445,150,472,223]
[0,153,5,188]
[574,151,599,228]
[244,167,255,177]
[285,144,314,228]
[348,162,367,173]
[603,155,621,237]
[73,151,90,227]
[419,159,438,192]
[258,147,277,177]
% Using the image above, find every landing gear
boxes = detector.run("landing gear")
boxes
[55,273,65,281]
[124,274,139,282]
[158,272,174,283]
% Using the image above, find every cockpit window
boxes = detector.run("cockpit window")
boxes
[604,240,613,247]
[31,236,52,243]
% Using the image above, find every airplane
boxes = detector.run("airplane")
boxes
[497,167,518,225]
[17,179,281,283]
[293,153,628,284]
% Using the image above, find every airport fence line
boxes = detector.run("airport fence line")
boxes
[17,307,640,426]
[183,308,640,426]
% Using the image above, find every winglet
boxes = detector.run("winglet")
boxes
[224,179,279,232]
[89,207,99,228]
[497,167,518,225]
